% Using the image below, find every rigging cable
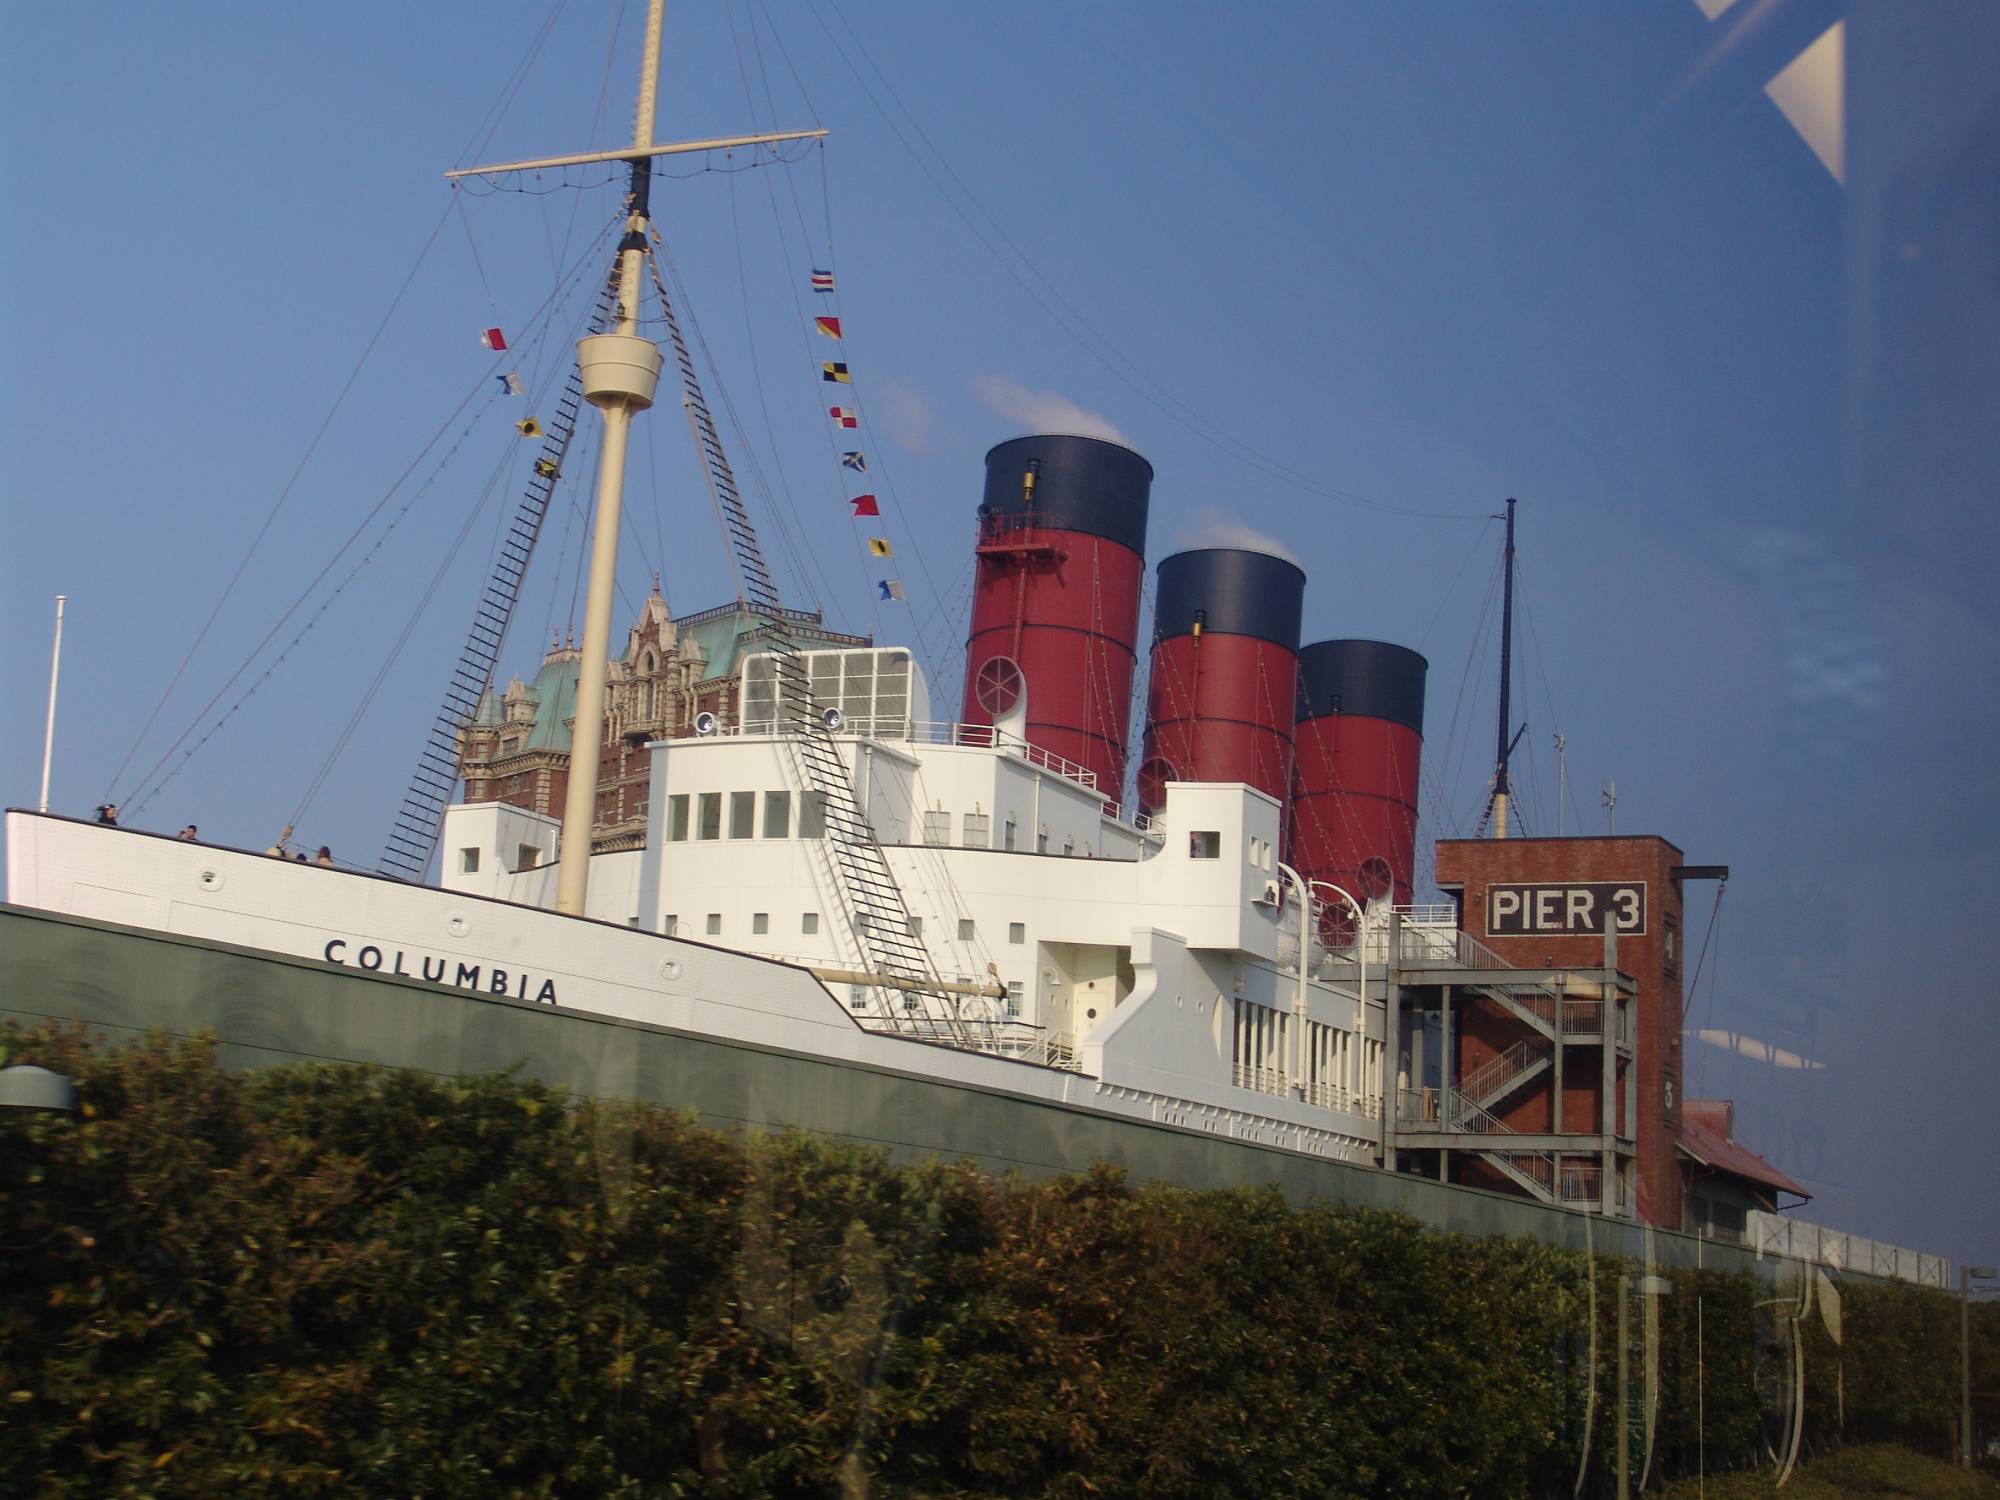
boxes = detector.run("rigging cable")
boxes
[121,221,619,813]
[1515,555,1588,838]
[288,441,522,833]
[799,0,1488,526]
[106,196,459,805]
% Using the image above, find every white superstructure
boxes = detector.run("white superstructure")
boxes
[428,646,1389,1150]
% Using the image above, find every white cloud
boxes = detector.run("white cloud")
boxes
[970,372,1129,446]
[1172,506,1302,567]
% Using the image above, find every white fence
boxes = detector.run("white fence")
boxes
[1748,1210,1950,1288]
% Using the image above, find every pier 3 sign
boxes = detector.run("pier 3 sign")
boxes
[1487,882,1646,938]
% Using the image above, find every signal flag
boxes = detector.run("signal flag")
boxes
[480,327,508,350]
[810,268,835,292]
[840,451,866,472]
[815,316,842,339]
[516,416,543,438]
[821,363,851,383]
[829,406,858,428]
[877,579,906,602]
[850,494,879,517]
[868,537,892,558]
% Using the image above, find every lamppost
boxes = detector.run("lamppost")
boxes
[1965,1264,1996,1468]
[1309,879,1367,1111]
[0,1065,76,1115]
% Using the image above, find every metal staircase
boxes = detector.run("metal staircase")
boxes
[378,270,621,880]
[647,250,963,1039]
[1446,1087,1559,1203]
[1460,1037,1552,1112]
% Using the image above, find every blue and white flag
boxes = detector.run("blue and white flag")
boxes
[840,450,866,473]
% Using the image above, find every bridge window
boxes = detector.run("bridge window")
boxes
[666,795,689,841]
[697,793,721,840]
[1189,830,1221,859]
[763,791,791,839]
[459,847,480,874]
[729,791,755,839]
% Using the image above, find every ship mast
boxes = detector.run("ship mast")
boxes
[1491,496,1517,839]
[446,0,825,915]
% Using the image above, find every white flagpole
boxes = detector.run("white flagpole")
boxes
[39,594,66,813]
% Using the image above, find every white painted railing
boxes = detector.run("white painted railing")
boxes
[1746,1210,1950,1287]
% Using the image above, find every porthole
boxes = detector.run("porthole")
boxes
[195,867,225,892]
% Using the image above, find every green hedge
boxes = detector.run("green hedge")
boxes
[2,1026,1992,1497]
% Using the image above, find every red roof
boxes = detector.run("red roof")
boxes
[1678,1107,1809,1201]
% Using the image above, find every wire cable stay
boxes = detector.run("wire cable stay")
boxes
[798,0,1488,526]
[106,196,461,806]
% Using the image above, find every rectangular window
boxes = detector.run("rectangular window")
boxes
[667,794,690,841]
[515,844,541,873]
[923,809,951,845]
[1005,980,1024,1018]
[958,918,976,941]
[849,986,869,1011]
[763,791,791,839]
[799,790,827,839]
[459,847,480,874]
[1004,818,1017,851]
[705,913,722,936]
[1008,921,1025,945]
[802,912,820,935]
[752,912,769,935]
[962,811,990,848]
[1189,830,1221,859]
[729,790,756,839]
[909,915,923,938]
[697,792,722,840]
[663,914,678,937]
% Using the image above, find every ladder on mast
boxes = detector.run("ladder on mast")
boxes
[650,259,966,1041]
[377,270,621,880]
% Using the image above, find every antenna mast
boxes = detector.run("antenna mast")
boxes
[438,0,821,914]
[1491,497,1517,838]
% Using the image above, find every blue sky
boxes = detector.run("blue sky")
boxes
[4,1,1995,1266]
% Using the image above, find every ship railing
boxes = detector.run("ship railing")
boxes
[1300,1079,1352,1112]
[908,721,1100,788]
[1231,1062,1290,1099]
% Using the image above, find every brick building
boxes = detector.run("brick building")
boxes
[456,590,866,853]
[1384,833,1803,1233]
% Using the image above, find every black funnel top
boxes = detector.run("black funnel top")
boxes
[1153,548,1305,650]
[1297,640,1428,733]
[980,434,1153,556]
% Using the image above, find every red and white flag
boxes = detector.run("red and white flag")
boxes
[480,327,508,351]
[829,405,858,429]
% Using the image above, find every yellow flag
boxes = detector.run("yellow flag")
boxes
[516,416,544,438]
[868,537,892,558]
